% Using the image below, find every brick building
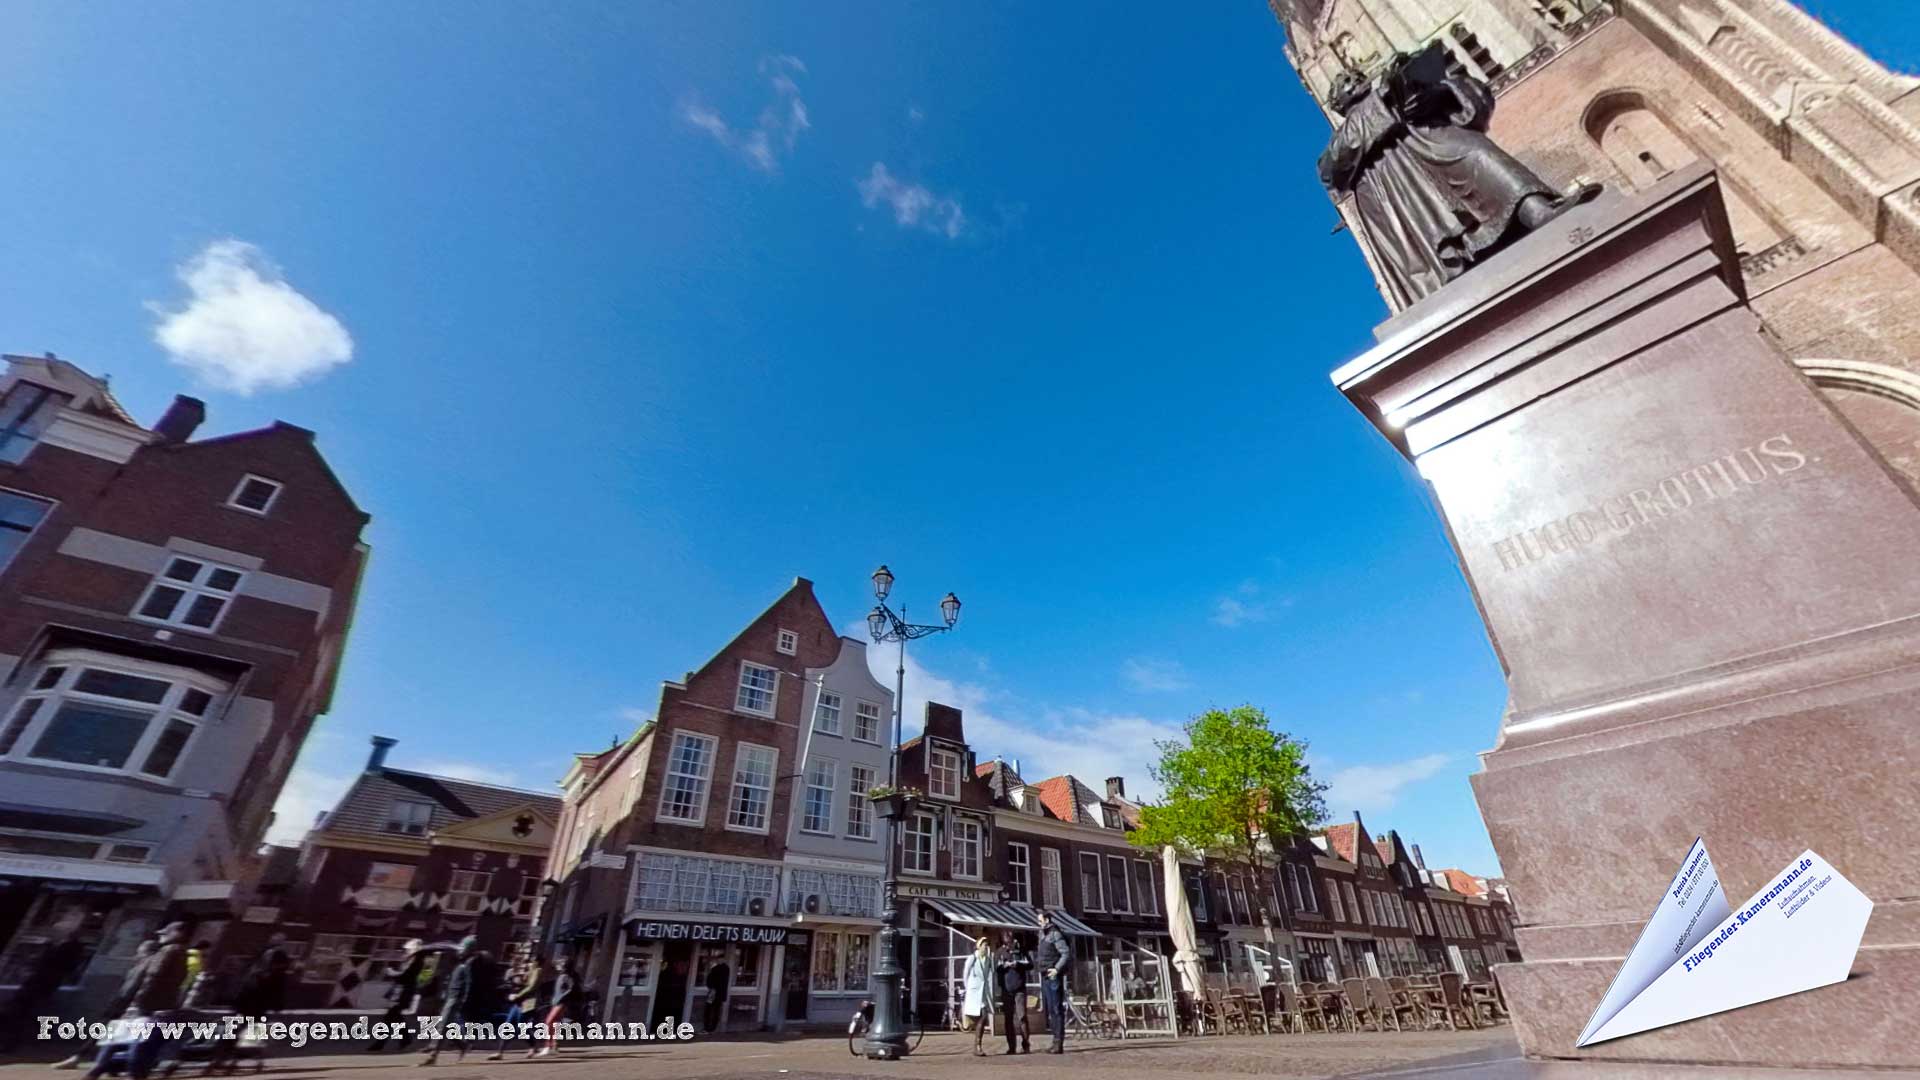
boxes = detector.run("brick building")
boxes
[543,579,889,1031]
[0,354,367,1012]
[1273,0,1920,488]
[275,738,558,1008]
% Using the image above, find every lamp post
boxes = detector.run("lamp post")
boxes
[861,564,960,1061]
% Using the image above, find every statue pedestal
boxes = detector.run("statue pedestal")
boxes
[1333,163,1920,1070]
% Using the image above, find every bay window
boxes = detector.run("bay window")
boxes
[0,651,223,782]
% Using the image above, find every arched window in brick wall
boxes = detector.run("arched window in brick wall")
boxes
[1582,89,1784,257]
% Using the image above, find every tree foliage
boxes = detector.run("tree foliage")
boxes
[1128,705,1327,872]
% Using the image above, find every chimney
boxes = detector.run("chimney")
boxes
[1106,776,1126,800]
[1411,844,1427,870]
[366,736,397,773]
[153,395,206,444]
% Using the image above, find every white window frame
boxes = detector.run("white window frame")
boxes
[384,800,433,836]
[846,764,875,840]
[852,701,882,744]
[1133,859,1159,917]
[0,381,69,464]
[1328,879,1347,922]
[359,862,416,909]
[0,650,225,782]
[225,474,283,516]
[1106,854,1132,914]
[812,691,842,736]
[800,756,837,835]
[0,488,54,578]
[928,747,960,800]
[902,812,936,875]
[1344,882,1361,927]
[445,869,492,914]
[725,742,778,834]
[951,817,983,880]
[1041,848,1064,909]
[775,628,798,655]
[656,730,718,826]
[131,555,247,633]
[735,662,778,717]
[1078,851,1105,912]
[1006,842,1031,904]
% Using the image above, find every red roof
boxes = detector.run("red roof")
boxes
[1323,822,1359,863]
[1031,776,1082,823]
[974,762,997,778]
[1374,837,1394,863]
[1440,869,1486,897]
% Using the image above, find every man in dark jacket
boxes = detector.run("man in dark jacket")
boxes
[701,959,730,1033]
[994,931,1033,1055]
[368,940,427,1052]
[1035,913,1071,1054]
[90,922,187,1080]
[421,938,496,1066]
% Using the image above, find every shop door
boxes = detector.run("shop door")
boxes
[652,942,692,1027]
[782,943,809,1021]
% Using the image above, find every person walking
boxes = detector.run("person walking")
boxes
[212,938,290,1075]
[369,940,428,1052]
[90,922,188,1080]
[994,931,1033,1055]
[701,958,731,1034]
[486,958,547,1060]
[961,936,993,1056]
[537,956,576,1057]
[420,938,496,1066]
[1035,911,1071,1055]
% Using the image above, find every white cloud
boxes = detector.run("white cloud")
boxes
[1210,596,1267,627]
[856,630,1179,798]
[617,707,655,726]
[150,240,353,395]
[856,163,966,240]
[907,105,926,124]
[1121,657,1191,693]
[265,761,352,845]
[680,55,810,173]
[413,760,528,788]
[1321,753,1452,815]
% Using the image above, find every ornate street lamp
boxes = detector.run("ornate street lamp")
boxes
[861,566,961,1061]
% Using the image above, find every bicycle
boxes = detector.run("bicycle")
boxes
[847,997,926,1057]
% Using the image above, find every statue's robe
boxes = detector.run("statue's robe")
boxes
[1318,66,1559,306]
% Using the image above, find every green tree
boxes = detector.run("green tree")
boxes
[1128,705,1328,955]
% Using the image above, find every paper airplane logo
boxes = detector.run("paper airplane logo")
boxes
[1578,840,1872,1046]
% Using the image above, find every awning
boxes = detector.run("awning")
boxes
[920,898,1097,937]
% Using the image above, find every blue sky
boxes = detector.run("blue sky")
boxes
[1,2,1914,875]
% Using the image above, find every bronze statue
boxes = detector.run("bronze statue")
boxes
[1318,43,1598,306]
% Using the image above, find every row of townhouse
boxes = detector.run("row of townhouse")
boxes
[0,353,370,1013]
[531,578,1522,1032]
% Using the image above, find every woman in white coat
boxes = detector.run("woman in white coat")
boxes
[961,936,994,1056]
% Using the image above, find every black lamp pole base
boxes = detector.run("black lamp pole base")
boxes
[861,910,910,1060]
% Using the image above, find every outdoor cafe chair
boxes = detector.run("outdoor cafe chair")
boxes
[1367,977,1418,1032]
[1340,978,1381,1032]
[1436,972,1478,1031]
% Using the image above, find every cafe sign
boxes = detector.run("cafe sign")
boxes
[897,880,999,901]
[628,919,790,945]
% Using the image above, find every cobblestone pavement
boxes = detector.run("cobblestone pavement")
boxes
[7,1029,1916,1080]
[0,1027,1522,1080]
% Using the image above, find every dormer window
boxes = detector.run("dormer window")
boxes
[775,628,798,655]
[226,475,283,516]
[1101,805,1120,830]
[384,800,433,836]
[0,382,71,465]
